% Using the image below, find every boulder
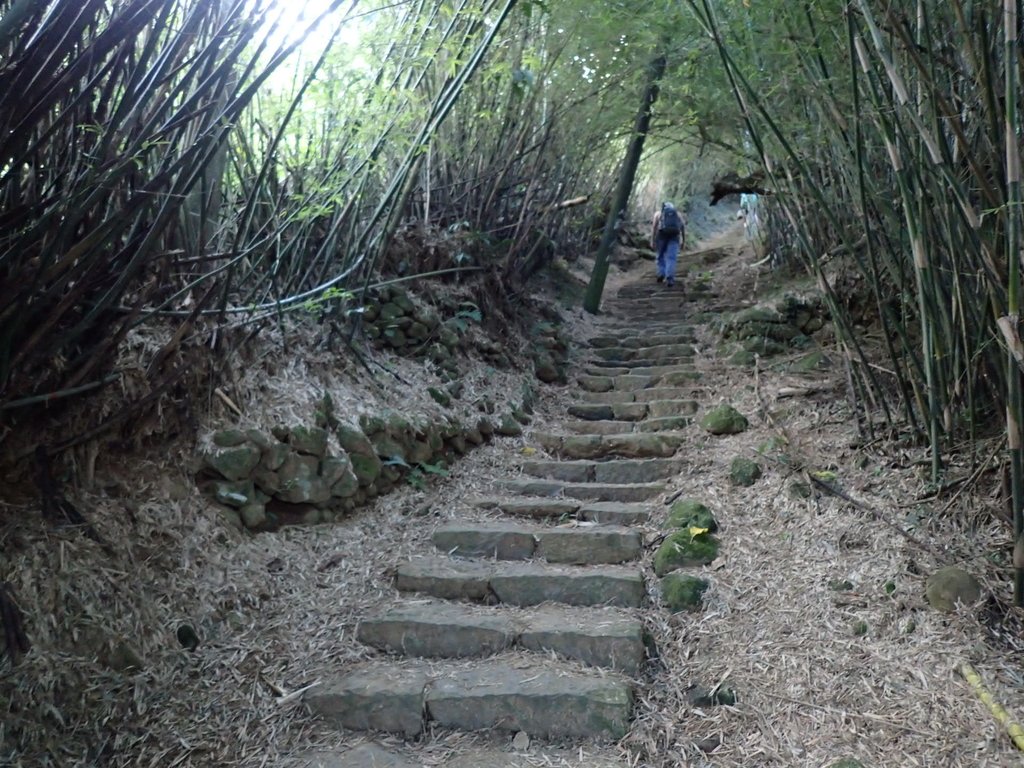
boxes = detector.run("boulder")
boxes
[925,566,982,612]
[700,405,749,435]
[729,457,762,486]
[653,531,720,576]
[667,500,718,532]
[212,479,257,508]
[322,455,359,498]
[276,453,331,504]
[661,574,709,613]
[288,426,329,457]
[205,445,260,481]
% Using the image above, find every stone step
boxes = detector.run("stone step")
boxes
[587,356,694,369]
[591,344,694,362]
[646,399,699,418]
[563,420,638,435]
[534,432,683,459]
[578,374,616,393]
[358,601,643,673]
[298,742,629,768]
[636,416,692,433]
[472,497,580,519]
[432,521,642,564]
[521,457,683,483]
[583,391,637,404]
[629,365,699,378]
[472,497,651,525]
[588,333,694,349]
[633,388,693,403]
[567,403,647,422]
[305,659,632,740]
[499,478,664,503]
[578,501,651,525]
[395,558,645,607]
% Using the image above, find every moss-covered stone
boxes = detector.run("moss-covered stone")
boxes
[321,455,358,498]
[729,457,762,487]
[687,685,737,706]
[661,573,709,613]
[239,503,267,529]
[926,566,982,612]
[789,480,812,499]
[276,453,330,504]
[496,414,524,437]
[728,349,757,366]
[791,349,832,372]
[349,452,382,486]
[288,425,329,457]
[700,405,749,435]
[260,442,290,472]
[427,386,451,407]
[212,429,249,447]
[205,445,261,481]
[653,531,720,576]
[212,479,257,508]
[666,499,718,532]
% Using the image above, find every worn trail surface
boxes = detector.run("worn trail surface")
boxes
[291,226,1024,767]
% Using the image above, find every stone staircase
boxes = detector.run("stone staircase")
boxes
[299,283,698,767]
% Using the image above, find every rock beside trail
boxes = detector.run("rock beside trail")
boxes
[700,405,748,435]
[661,573,709,613]
[666,499,718,532]
[653,532,719,576]
[925,566,982,612]
[728,457,762,486]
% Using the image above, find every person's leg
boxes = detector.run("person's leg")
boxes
[664,239,680,286]
[656,237,667,281]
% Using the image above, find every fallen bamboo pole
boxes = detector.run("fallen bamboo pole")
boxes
[959,662,1024,751]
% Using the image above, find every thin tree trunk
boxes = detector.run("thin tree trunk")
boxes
[583,51,667,314]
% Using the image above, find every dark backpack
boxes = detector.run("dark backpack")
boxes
[659,205,681,237]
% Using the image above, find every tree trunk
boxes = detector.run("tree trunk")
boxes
[583,51,667,314]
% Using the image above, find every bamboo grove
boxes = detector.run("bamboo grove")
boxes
[0,0,688,453]
[684,0,1024,600]
[5,0,1024,592]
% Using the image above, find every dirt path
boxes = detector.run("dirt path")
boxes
[5,223,1022,768]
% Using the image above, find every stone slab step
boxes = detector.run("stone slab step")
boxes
[630,365,699,378]
[591,344,694,362]
[396,558,645,607]
[578,501,651,525]
[587,357,693,369]
[427,662,631,739]
[578,374,615,392]
[472,497,580,519]
[473,497,649,525]
[359,601,643,672]
[567,403,647,422]
[636,416,691,432]
[295,743,628,768]
[306,660,632,740]
[432,521,642,564]
[583,390,637,405]
[521,457,683,484]
[499,478,665,502]
[562,420,638,435]
[533,432,683,459]
[632,388,694,403]
[646,399,699,418]
[588,333,694,349]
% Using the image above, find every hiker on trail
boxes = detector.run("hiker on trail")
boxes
[651,201,684,287]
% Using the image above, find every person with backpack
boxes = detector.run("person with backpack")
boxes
[651,201,684,287]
